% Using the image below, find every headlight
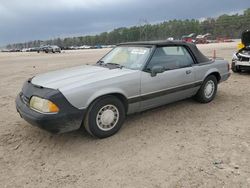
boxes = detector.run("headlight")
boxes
[232,53,239,61]
[29,96,59,113]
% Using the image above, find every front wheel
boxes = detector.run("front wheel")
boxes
[195,75,218,103]
[84,96,125,138]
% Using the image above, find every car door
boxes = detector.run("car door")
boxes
[140,45,197,110]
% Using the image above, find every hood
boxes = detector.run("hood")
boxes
[242,30,250,46]
[31,65,137,89]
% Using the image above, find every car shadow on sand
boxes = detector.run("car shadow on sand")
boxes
[23,98,201,142]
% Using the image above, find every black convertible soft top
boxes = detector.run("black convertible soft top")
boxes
[118,40,209,64]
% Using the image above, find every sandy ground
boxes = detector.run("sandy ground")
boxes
[0,41,250,188]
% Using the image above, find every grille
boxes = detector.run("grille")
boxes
[239,56,250,61]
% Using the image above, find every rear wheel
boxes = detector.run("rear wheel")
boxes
[195,75,218,103]
[84,96,125,138]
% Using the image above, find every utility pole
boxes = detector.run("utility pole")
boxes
[138,18,149,41]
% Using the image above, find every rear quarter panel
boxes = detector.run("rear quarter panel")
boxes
[193,59,229,82]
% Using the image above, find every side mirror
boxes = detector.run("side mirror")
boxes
[151,65,165,77]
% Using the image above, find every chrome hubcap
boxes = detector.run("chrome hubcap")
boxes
[96,105,119,131]
[204,80,215,99]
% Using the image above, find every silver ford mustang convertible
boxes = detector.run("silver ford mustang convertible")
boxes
[16,41,230,138]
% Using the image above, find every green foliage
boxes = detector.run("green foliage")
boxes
[7,8,250,49]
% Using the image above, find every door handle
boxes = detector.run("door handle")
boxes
[186,70,192,74]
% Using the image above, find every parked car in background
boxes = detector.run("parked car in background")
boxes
[38,45,61,53]
[21,48,29,52]
[195,33,211,44]
[8,49,21,52]
[16,41,230,138]
[232,30,250,72]
[1,49,11,52]
[182,33,196,43]
[29,47,40,52]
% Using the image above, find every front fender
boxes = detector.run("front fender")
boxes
[59,70,141,109]
[85,88,128,108]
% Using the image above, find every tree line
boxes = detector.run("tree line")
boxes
[6,8,250,49]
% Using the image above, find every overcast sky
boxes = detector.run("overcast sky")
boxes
[0,0,250,46]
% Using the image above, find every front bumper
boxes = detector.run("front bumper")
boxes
[235,60,250,67]
[16,81,85,134]
[234,60,250,71]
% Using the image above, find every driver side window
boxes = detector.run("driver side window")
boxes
[147,46,194,71]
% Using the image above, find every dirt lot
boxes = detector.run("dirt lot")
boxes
[0,42,250,188]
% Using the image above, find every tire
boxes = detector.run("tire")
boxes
[195,75,218,103]
[231,61,240,73]
[84,96,125,138]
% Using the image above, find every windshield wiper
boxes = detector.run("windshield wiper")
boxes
[97,60,104,65]
[105,63,124,69]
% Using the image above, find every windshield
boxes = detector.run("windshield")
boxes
[99,46,152,70]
